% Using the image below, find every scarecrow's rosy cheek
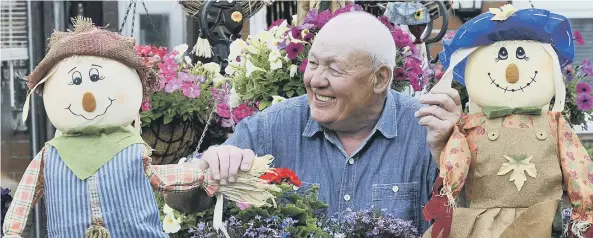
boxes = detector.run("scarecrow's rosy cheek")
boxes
[116,93,127,104]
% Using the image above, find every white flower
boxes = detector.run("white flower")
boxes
[213,73,226,85]
[268,50,281,62]
[255,30,274,45]
[173,44,188,62]
[163,204,175,215]
[270,60,282,70]
[229,39,248,61]
[203,62,221,75]
[289,64,298,77]
[229,88,241,108]
[247,45,259,54]
[162,213,181,233]
[291,14,298,26]
[272,96,286,105]
[184,56,193,67]
[274,25,289,39]
[245,59,263,77]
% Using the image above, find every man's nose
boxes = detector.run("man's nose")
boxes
[506,63,519,83]
[309,70,329,88]
[82,92,96,112]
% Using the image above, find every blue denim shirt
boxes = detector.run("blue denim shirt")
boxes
[222,89,438,233]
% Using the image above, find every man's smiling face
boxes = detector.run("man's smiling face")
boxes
[465,40,556,109]
[42,56,143,133]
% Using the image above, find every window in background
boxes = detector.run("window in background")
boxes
[139,14,169,47]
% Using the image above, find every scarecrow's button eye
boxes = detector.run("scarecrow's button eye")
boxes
[70,71,82,85]
[498,47,508,60]
[89,68,102,82]
[516,47,526,59]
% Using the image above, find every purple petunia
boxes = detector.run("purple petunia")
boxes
[577,93,593,111]
[581,59,593,75]
[577,82,592,94]
[285,43,304,60]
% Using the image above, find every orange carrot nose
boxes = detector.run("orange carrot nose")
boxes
[82,92,96,112]
[506,63,519,83]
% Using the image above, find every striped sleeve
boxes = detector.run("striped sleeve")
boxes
[142,155,218,196]
[2,148,45,237]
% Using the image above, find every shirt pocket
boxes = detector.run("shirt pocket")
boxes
[371,182,419,227]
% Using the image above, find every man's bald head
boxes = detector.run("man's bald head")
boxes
[314,11,396,73]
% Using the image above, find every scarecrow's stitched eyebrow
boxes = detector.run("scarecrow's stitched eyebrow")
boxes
[91,64,103,68]
[68,67,77,74]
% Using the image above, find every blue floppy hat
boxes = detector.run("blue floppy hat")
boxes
[439,6,575,87]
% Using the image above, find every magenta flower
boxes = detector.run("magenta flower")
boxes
[161,70,176,82]
[299,59,308,73]
[286,43,304,60]
[303,33,314,42]
[314,10,333,28]
[393,29,412,48]
[219,118,234,128]
[232,104,255,122]
[378,16,396,32]
[216,103,231,118]
[333,4,363,16]
[394,68,406,81]
[577,82,592,94]
[164,77,183,93]
[290,27,302,40]
[303,9,319,26]
[181,82,201,98]
[574,30,585,45]
[581,59,593,75]
[577,93,593,111]
[408,72,422,91]
[267,19,286,30]
[141,100,152,111]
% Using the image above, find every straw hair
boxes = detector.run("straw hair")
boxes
[27,17,158,99]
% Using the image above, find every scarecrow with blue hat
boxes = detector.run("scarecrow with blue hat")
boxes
[422,4,592,238]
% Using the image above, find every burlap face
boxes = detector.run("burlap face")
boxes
[42,56,143,133]
[26,17,157,99]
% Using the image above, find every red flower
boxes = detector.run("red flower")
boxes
[259,168,302,187]
[141,100,152,111]
[574,30,585,45]
[393,68,406,81]
[232,104,255,123]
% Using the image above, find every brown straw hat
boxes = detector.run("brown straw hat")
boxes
[26,16,158,99]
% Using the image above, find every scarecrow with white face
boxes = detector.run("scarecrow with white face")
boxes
[422,5,593,238]
[2,17,279,238]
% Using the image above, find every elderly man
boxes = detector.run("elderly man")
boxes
[166,11,461,233]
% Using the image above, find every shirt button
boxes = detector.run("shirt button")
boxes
[392,185,399,193]
[293,185,299,191]
[488,130,499,141]
[344,194,351,201]
[348,158,354,165]
[536,130,547,140]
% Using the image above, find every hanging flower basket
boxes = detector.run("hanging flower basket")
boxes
[178,0,271,19]
[141,117,198,165]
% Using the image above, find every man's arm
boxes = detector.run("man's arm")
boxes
[164,115,261,213]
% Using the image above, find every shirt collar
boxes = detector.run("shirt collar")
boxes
[302,91,398,138]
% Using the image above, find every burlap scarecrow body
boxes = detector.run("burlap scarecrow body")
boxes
[422,5,593,238]
[2,17,279,238]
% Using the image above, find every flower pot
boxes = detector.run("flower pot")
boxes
[141,117,198,165]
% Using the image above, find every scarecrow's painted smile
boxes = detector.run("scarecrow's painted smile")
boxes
[65,97,116,120]
[487,70,538,93]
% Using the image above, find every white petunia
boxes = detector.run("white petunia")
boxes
[291,14,298,26]
[270,59,282,70]
[212,73,226,85]
[163,204,175,215]
[229,39,248,61]
[268,50,281,62]
[173,44,188,62]
[271,96,286,105]
[184,56,193,67]
[228,87,241,108]
[203,62,221,75]
[162,213,181,233]
[245,59,263,77]
[289,64,298,77]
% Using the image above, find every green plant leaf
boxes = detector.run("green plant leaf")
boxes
[258,99,271,110]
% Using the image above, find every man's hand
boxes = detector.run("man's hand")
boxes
[198,145,256,185]
[415,87,462,159]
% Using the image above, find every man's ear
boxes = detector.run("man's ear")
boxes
[372,65,392,94]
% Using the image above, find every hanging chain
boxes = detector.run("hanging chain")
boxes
[118,0,134,34]
[140,0,164,46]
[130,0,137,36]
[187,107,216,162]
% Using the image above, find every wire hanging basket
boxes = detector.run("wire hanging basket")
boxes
[178,0,272,19]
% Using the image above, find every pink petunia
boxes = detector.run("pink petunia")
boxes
[393,68,407,81]
[160,69,176,82]
[299,59,308,73]
[232,104,255,122]
[216,103,231,118]
[219,118,234,128]
[236,201,252,210]
[577,93,593,111]
[576,82,592,94]
[286,43,304,60]
[392,29,412,48]
[141,100,152,111]
[581,59,593,75]
[408,72,422,91]
[181,82,201,98]
[178,72,197,82]
[290,27,302,40]
[164,77,183,93]
[574,30,585,45]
